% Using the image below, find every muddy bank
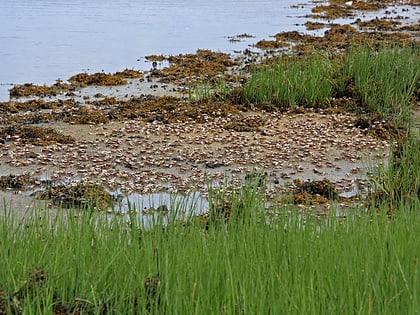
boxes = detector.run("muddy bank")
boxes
[0,105,391,215]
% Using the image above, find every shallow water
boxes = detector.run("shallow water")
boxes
[111,191,209,228]
[0,0,318,101]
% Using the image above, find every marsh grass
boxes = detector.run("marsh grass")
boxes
[242,54,333,109]
[1,180,420,314]
[242,46,419,119]
[188,77,233,102]
[369,132,420,211]
[341,46,419,123]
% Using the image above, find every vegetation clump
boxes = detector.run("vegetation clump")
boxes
[151,49,240,84]
[311,1,384,20]
[242,53,334,109]
[114,69,143,79]
[0,268,109,314]
[0,99,59,113]
[0,268,47,314]
[223,114,266,132]
[68,72,127,86]
[283,178,338,205]
[356,18,401,31]
[35,182,113,210]
[0,173,32,190]
[68,69,142,87]
[369,134,420,215]
[105,96,242,124]
[0,99,75,125]
[304,21,334,30]
[254,39,290,50]
[145,54,167,62]
[61,107,110,124]
[354,114,404,140]
[0,125,75,146]
[242,45,419,120]
[9,70,143,98]
[9,81,74,98]
[258,24,414,53]
[294,178,338,198]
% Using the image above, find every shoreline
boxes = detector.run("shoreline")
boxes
[1,0,419,101]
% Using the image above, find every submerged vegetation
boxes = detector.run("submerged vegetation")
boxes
[34,182,114,210]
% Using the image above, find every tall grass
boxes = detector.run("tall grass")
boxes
[342,46,419,123]
[1,187,420,314]
[242,46,419,119]
[242,54,333,109]
[370,132,420,211]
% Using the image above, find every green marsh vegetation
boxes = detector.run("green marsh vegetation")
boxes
[241,45,419,120]
[242,52,334,109]
[1,182,420,314]
[1,45,420,314]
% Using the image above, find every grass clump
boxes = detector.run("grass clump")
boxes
[242,53,334,109]
[369,133,420,214]
[341,46,419,123]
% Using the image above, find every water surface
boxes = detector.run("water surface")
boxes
[0,0,316,100]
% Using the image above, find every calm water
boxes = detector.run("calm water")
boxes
[0,0,317,100]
